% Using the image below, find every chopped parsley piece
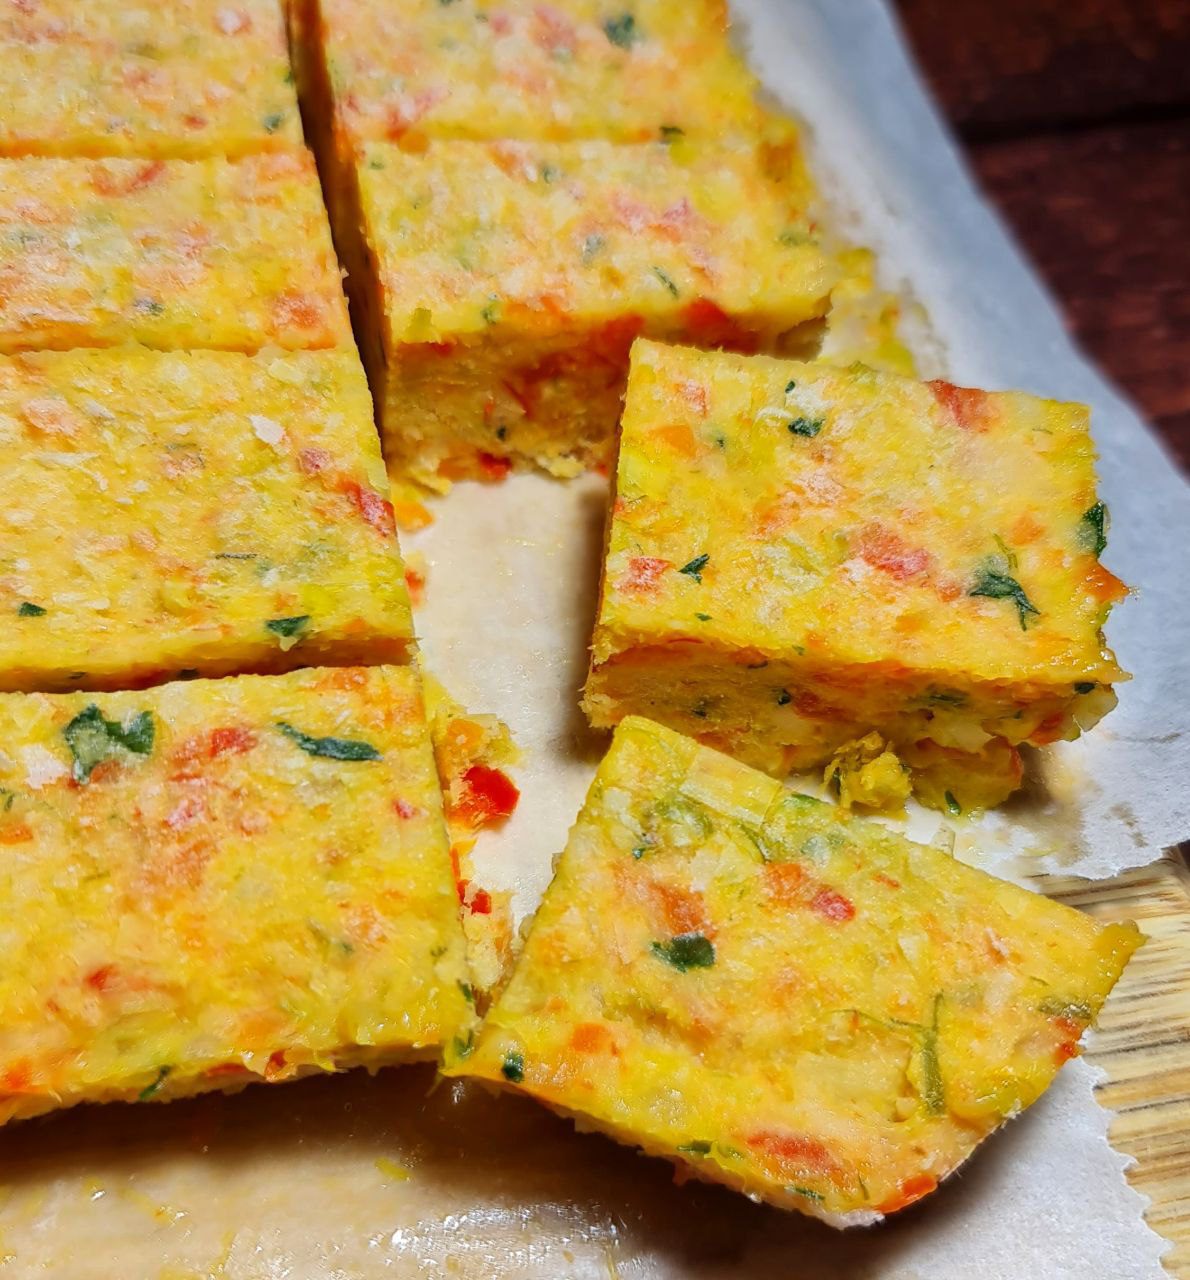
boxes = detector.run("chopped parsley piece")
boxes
[944,791,962,817]
[17,601,46,617]
[452,1030,475,1060]
[1039,996,1093,1021]
[603,12,639,47]
[918,994,945,1115]
[679,553,709,582]
[1079,502,1108,556]
[501,1049,525,1082]
[650,932,715,971]
[138,1065,171,1101]
[778,227,811,247]
[969,566,1040,629]
[276,722,381,762]
[539,163,560,183]
[265,615,310,640]
[135,297,165,316]
[480,299,501,324]
[787,1185,825,1203]
[787,416,823,438]
[776,690,792,706]
[678,1140,712,1156]
[262,112,284,133]
[923,689,967,708]
[695,612,712,622]
[652,266,679,297]
[659,124,684,142]
[64,705,155,783]
[458,980,475,1006]
[1074,681,1096,694]
[367,156,385,170]
[581,233,606,264]
[784,379,797,393]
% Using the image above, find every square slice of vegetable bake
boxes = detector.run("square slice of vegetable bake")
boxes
[0,0,301,158]
[583,340,1128,811]
[448,716,1140,1224]
[0,348,413,692]
[349,139,835,488]
[0,153,350,354]
[293,0,761,152]
[0,665,474,1126]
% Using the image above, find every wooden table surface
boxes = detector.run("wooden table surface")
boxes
[891,6,1190,1272]
[893,0,1190,471]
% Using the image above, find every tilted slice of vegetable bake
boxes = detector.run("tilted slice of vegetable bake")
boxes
[0,348,412,692]
[0,666,474,1126]
[0,153,350,354]
[584,340,1128,811]
[0,0,302,159]
[448,717,1140,1224]
[347,139,835,488]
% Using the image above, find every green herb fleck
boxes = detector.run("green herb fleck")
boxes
[650,932,715,972]
[787,1185,825,1203]
[679,553,709,582]
[784,379,797,393]
[652,266,679,297]
[778,227,810,247]
[695,612,712,622]
[539,163,560,183]
[458,981,475,1006]
[1,790,14,812]
[262,111,284,133]
[276,722,381,762]
[603,12,639,47]
[581,233,606,264]
[480,298,501,324]
[265,615,310,640]
[502,1049,525,1083]
[969,566,1040,629]
[776,690,792,706]
[678,1140,712,1156]
[138,1065,171,1101]
[944,791,962,817]
[787,416,822,438]
[17,601,46,617]
[1079,502,1108,556]
[659,124,684,142]
[1039,996,1093,1021]
[135,298,165,316]
[919,994,945,1115]
[451,1030,475,1060]
[367,156,385,170]
[1074,681,1096,695]
[923,689,967,708]
[64,705,155,783]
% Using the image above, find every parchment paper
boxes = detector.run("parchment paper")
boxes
[0,2,1181,1275]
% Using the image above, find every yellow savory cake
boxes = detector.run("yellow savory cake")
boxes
[0,665,474,1126]
[584,341,1128,811]
[350,139,835,487]
[0,348,413,692]
[0,0,302,158]
[294,0,760,152]
[0,153,350,354]
[449,716,1141,1223]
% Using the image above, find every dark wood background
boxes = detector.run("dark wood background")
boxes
[892,0,1189,471]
